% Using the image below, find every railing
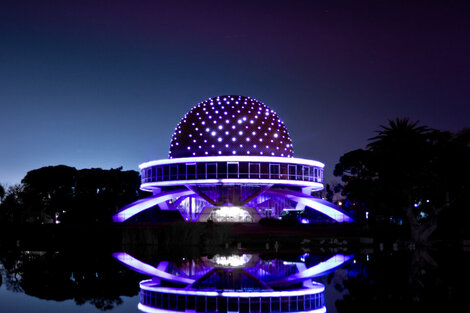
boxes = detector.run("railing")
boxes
[141,161,323,185]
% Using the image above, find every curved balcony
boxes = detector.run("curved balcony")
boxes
[139,156,324,191]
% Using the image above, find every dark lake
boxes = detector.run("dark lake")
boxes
[1,244,468,313]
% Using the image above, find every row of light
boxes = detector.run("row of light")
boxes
[169,96,294,158]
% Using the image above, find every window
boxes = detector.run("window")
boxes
[206,163,217,179]
[303,166,309,181]
[239,162,248,178]
[196,296,206,312]
[163,165,170,181]
[271,297,280,313]
[177,295,185,311]
[186,163,196,180]
[217,297,227,312]
[250,297,260,313]
[161,293,169,309]
[170,165,178,180]
[289,296,297,311]
[261,297,270,313]
[249,163,260,179]
[260,163,269,179]
[228,162,238,178]
[151,167,156,182]
[297,295,305,311]
[270,164,280,179]
[186,296,195,310]
[239,298,249,313]
[288,165,296,180]
[228,298,238,312]
[217,162,227,179]
[169,294,177,310]
[197,163,205,179]
[157,167,163,181]
[297,165,303,180]
[280,164,288,180]
[281,297,289,312]
[207,297,216,312]
[178,164,186,180]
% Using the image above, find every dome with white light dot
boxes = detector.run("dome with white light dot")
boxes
[169,95,294,158]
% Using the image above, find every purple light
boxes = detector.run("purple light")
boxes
[271,254,353,286]
[140,179,323,191]
[112,189,195,222]
[139,155,325,169]
[140,279,325,297]
[266,189,353,223]
[113,253,195,284]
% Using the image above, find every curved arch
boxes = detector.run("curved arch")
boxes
[112,252,195,284]
[269,254,353,287]
[112,189,194,222]
[266,189,354,223]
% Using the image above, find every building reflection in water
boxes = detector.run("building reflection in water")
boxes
[113,252,352,313]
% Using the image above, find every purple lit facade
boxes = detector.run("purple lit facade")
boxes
[113,95,353,223]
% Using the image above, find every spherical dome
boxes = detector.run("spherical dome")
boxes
[169,95,294,158]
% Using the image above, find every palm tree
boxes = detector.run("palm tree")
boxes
[368,117,432,150]
[367,118,451,243]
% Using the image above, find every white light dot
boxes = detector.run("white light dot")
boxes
[211,131,216,136]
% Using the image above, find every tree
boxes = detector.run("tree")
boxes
[1,165,141,225]
[335,118,470,244]
[0,184,5,201]
[0,185,23,224]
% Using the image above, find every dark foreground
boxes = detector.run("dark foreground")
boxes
[0,222,467,253]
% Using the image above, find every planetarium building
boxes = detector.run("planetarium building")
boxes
[113,96,352,223]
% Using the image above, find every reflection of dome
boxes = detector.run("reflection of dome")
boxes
[169,95,294,158]
[113,252,353,313]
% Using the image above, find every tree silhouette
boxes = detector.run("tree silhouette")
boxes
[0,165,141,224]
[0,184,5,201]
[335,119,470,243]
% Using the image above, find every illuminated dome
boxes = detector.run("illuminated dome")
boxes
[169,95,294,159]
[113,94,354,225]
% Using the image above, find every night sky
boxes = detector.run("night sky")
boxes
[1,0,469,185]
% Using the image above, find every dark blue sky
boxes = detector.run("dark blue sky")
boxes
[1,0,469,185]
